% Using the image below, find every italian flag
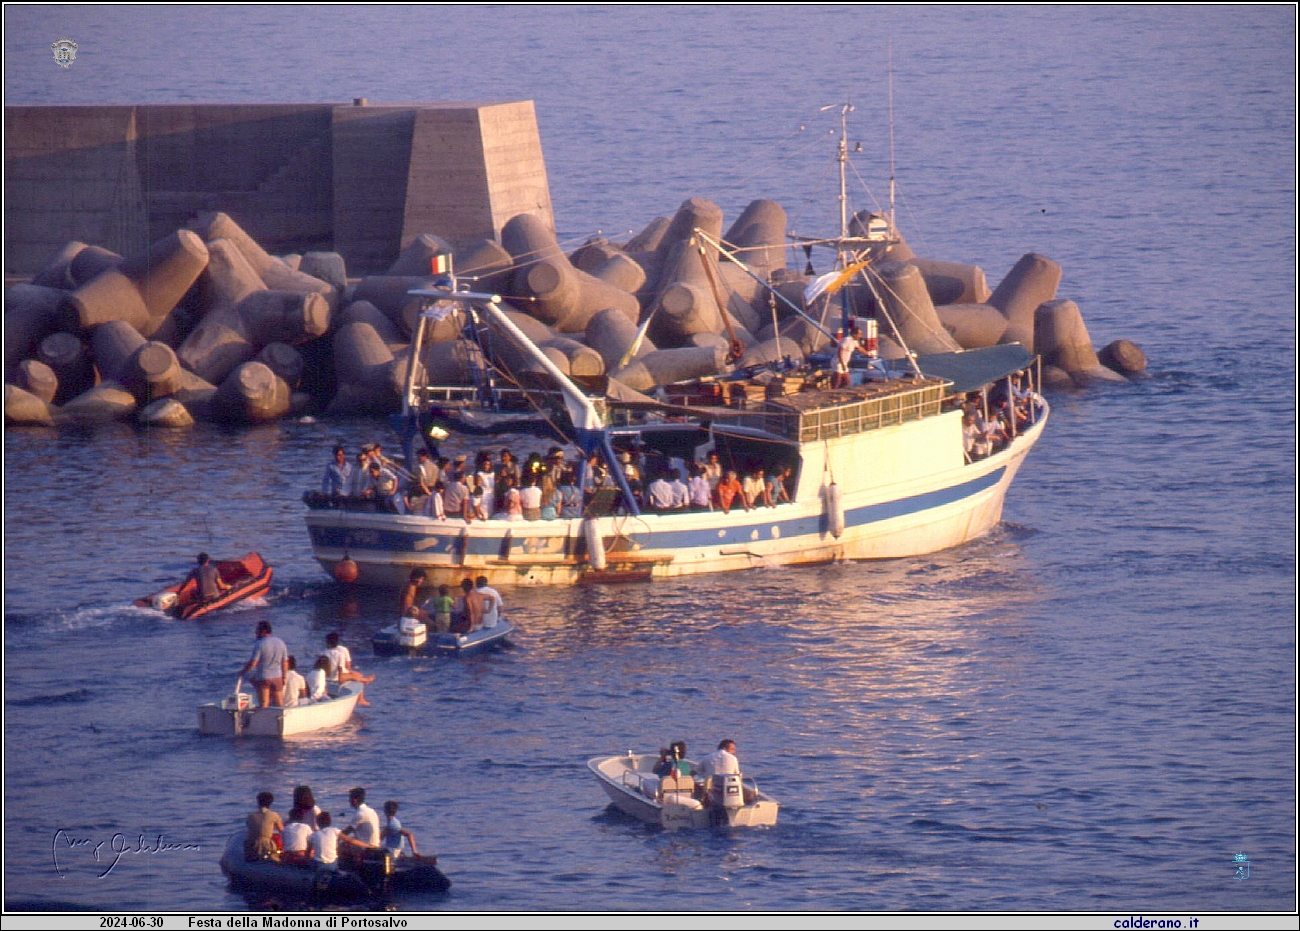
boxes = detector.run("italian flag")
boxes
[430,253,452,275]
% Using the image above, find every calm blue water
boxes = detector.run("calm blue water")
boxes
[4,5,1296,914]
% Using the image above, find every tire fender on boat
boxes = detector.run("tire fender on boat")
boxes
[825,482,845,539]
[583,517,607,571]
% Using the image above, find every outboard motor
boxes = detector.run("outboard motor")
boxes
[712,772,745,810]
[399,615,428,649]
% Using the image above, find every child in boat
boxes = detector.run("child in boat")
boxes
[421,584,454,634]
[381,801,422,858]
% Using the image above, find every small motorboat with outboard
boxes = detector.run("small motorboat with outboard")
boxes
[373,616,513,658]
[588,751,779,830]
[197,679,362,737]
[135,551,272,620]
[218,832,450,902]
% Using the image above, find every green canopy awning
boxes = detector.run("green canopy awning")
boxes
[901,344,1036,394]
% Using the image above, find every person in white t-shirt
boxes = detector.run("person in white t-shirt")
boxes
[475,577,504,630]
[344,787,382,848]
[306,656,330,701]
[324,631,374,706]
[282,656,308,707]
[307,811,365,867]
[280,816,313,864]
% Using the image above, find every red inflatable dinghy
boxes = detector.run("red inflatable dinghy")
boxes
[135,552,272,619]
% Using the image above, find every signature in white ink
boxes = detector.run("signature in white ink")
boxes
[52,829,201,878]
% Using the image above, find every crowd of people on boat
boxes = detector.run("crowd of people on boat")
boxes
[238,621,375,709]
[319,440,796,519]
[243,785,431,868]
[961,374,1038,462]
[398,573,504,636]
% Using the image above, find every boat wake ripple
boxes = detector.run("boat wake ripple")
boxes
[6,687,94,708]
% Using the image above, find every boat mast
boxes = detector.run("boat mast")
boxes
[888,40,897,238]
[836,101,852,262]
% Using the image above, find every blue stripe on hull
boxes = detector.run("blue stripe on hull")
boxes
[308,467,1007,559]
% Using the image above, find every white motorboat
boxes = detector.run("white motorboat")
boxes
[588,752,779,830]
[197,680,362,737]
[373,617,513,657]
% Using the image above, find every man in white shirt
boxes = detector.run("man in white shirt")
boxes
[475,576,504,629]
[669,473,690,510]
[344,787,382,847]
[282,656,308,707]
[697,739,741,782]
[646,474,675,510]
[688,467,713,510]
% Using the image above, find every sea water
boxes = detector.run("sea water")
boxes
[3,5,1295,913]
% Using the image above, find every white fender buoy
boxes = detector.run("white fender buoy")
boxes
[583,517,607,571]
[825,482,845,539]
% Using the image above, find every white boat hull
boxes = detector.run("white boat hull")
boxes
[197,682,362,737]
[305,403,1047,588]
[588,753,778,830]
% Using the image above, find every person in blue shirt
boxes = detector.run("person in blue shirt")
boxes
[321,445,353,496]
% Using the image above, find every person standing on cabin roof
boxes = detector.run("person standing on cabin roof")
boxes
[831,329,859,389]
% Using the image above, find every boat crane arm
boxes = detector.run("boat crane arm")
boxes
[408,288,605,434]
[691,230,836,342]
[409,287,642,516]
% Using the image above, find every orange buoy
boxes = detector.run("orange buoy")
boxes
[333,556,359,584]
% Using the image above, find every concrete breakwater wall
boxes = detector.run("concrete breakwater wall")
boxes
[5,105,1145,429]
[5,100,553,276]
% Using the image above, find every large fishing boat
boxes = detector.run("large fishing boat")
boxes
[303,107,1049,588]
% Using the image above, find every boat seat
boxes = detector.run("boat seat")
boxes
[658,771,701,808]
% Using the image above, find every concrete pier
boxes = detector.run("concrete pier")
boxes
[7,101,554,276]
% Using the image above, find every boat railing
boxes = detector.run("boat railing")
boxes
[414,384,569,411]
[711,381,946,442]
[620,769,660,799]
